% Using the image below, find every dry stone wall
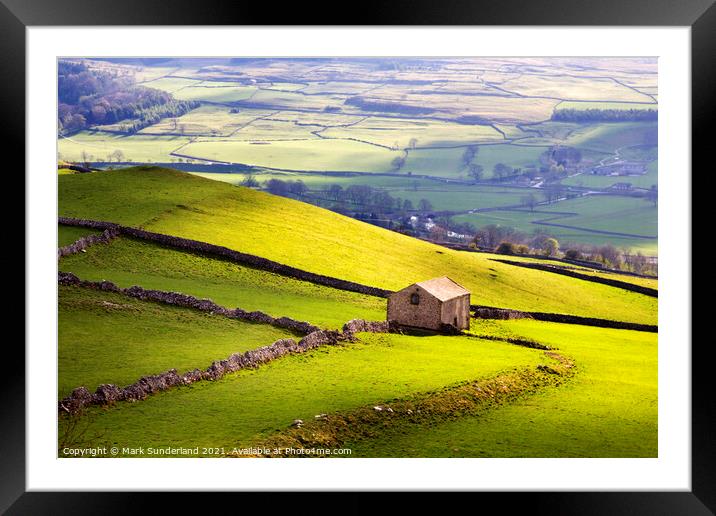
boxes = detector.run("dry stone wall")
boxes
[57,227,120,258]
[58,271,321,335]
[471,304,658,333]
[491,258,658,297]
[59,317,394,415]
[58,217,392,298]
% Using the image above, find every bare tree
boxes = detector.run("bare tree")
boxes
[80,150,92,169]
[468,164,484,182]
[521,193,538,212]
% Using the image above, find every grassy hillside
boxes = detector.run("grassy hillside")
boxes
[348,320,657,457]
[59,331,547,456]
[58,225,99,247]
[58,167,657,324]
[59,285,299,397]
[490,255,658,289]
[58,235,386,329]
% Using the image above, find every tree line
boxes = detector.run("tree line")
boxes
[58,60,198,135]
[255,178,439,217]
[552,108,657,123]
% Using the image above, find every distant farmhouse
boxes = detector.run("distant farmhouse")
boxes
[387,277,470,331]
[591,160,648,176]
[609,182,633,191]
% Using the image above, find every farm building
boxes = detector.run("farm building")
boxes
[387,276,471,331]
[591,160,648,176]
[609,182,633,191]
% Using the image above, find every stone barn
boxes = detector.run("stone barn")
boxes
[387,276,471,331]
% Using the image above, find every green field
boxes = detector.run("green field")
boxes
[56,58,659,461]
[178,138,401,171]
[454,195,658,253]
[189,171,523,212]
[348,320,657,457]
[142,76,258,103]
[173,84,258,103]
[218,120,324,141]
[139,77,202,93]
[58,225,98,247]
[572,268,658,289]
[553,196,657,235]
[189,171,440,189]
[58,132,191,163]
[563,160,658,189]
[321,117,504,148]
[512,121,656,155]
[244,89,348,111]
[58,234,386,330]
[490,254,658,289]
[59,330,549,456]
[58,285,299,398]
[553,122,657,154]
[403,144,550,180]
[139,105,276,137]
[58,167,657,324]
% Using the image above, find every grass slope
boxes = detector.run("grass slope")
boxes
[347,320,657,457]
[58,234,386,330]
[59,332,546,456]
[58,167,657,324]
[58,285,299,398]
[58,225,99,247]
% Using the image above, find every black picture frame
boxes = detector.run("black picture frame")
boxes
[7,0,709,513]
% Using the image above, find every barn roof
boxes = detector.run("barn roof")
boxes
[415,276,470,301]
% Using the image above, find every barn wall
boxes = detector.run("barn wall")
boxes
[387,285,442,330]
[440,294,471,330]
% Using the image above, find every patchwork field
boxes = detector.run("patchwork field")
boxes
[347,320,657,457]
[321,117,504,148]
[177,139,401,171]
[171,84,257,103]
[58,233,386,330]
[397,144,553,180]
[138,105,276,137]
[58,285,300,398]
[59,58,658,255]
[57,57,659,461]
[58,167,657,324]
[495,74,655,103]
[454,194,658,253]
[59,330,550,456]
[563,160,658,190]
[58,132,191,163]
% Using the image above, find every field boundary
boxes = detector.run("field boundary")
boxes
[490,258,658,297]
[58,307,393,415]
[471,304,657,333]
[59,271,321,335]
[58,227,119,259]
[58,217,656,331]
[58,217,392,298]
[240,351,575,457]
[435,240,657,277]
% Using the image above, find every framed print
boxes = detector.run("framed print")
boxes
[8,0,712,513]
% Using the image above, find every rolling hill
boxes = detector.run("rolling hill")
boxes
[58,166,657,325]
